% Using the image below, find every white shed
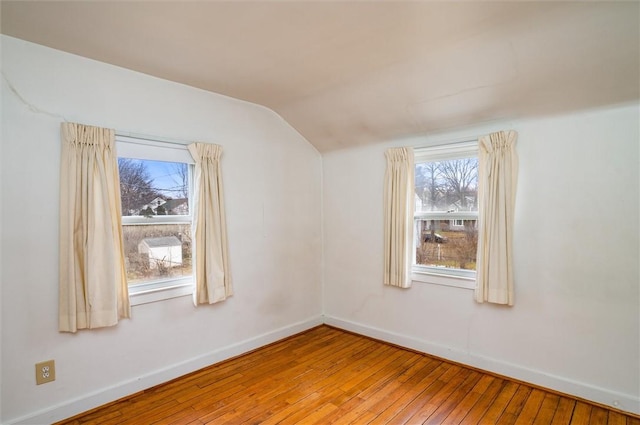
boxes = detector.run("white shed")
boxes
[138,236,183,269]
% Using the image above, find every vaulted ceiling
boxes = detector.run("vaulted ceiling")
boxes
[2,1,639,152]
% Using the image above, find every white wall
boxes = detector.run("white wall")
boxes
[323,103,640,414]
[0,36,323,424]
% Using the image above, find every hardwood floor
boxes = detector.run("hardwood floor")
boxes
[57,326,639,424]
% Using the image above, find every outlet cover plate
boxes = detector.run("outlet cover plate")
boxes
[35,360,55,385]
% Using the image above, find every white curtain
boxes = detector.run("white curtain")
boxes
[59,122,130,332]
[188,143,232,305]
[475,131,518,305]
[383,147,415,288]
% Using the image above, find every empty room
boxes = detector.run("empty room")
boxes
[1,1,638,424]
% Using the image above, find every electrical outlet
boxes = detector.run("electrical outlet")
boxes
[35,360,55,385]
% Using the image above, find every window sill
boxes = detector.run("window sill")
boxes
[411,269,476,290]
[129,280,194,306]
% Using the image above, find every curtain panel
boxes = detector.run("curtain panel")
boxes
[475,130,518,305]
[383,147,415,288]
[188,143,232,305]
[59,122,130,332]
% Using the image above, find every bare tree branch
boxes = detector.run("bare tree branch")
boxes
[118,158,160,215]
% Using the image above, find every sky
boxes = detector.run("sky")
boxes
[137,159,188,199]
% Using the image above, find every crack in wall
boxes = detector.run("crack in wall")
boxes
[2,71,68,122]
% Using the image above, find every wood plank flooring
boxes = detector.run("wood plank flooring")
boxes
[57,326,639,424]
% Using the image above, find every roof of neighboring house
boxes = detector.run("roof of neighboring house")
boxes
[140,236,182,248]
[141,196,165,205]
[164,198,188,211]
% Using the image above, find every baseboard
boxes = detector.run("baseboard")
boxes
[7,315,324,425]
[323,315,640,415]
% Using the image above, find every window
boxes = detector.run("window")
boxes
[116,135,195,305]
[413,141,478,288]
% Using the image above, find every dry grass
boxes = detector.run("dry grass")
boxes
[417,230,477,270]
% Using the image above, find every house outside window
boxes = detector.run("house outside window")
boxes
[116,135,195,305]
[413,141,478,289]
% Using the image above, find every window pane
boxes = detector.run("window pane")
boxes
[123,224,192,285]
[414,157,478,213]
[415,219,477,270]
[118,158,189,216]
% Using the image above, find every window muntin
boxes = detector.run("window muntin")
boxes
[116,136,195,303]
[413,142,478,282]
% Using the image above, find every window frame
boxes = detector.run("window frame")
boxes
[412,140,478,290]
[116,134,195,305]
